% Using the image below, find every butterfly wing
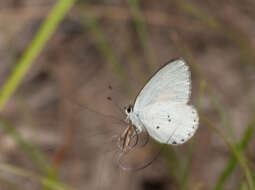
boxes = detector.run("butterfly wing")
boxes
[134,59,191,112]
[139,102,199,145]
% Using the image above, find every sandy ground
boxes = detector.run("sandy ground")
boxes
[0,0,255,189]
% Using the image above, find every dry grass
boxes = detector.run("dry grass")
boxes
[0,0,255,189]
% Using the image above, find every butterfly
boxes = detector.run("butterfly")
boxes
[119,58,199,152]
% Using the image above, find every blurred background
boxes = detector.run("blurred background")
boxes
[0,0,255,190]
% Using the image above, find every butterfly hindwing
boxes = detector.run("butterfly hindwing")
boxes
[139,102,199,145]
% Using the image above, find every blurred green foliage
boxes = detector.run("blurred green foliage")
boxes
[0,0,254,189]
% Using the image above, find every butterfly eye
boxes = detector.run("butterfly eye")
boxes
[126,105,133,113]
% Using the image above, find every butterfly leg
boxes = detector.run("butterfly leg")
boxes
[118,125,138,153]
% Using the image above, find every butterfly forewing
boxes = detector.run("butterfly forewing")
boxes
[134,59,191,111]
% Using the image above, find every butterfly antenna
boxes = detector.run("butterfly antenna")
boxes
[107,84,128,117]
[66,97,126,126]
[106,96,126,118]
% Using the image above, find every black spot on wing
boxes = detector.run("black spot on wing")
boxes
[167,115,171,123]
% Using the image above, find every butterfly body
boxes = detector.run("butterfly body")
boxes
[124,58,199,145]
[126,110,143,133]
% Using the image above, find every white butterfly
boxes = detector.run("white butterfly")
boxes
[123,58,199,146]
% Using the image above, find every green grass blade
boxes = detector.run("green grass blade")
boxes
[0,118,70,190]
[180,139,195,190]
[0,163,73,190]
[127,0,156,72]
[0,118,50,173]
[240,183,249,190]
[170,0,255,66]
[0,0,76,111]
[82,12,125,81]
[201,115,255,190]
[208,93,236,141]
[152,140,181,182]
[213,121,255,190]
[162,147,182,181]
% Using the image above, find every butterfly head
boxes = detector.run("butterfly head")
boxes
[124,105,143,134]
[125,104,133,115]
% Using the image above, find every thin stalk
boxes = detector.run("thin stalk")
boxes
[213,121,255,190]
[0,163,73,190]
[127,0,156,72]
[0,0,76,111]
[200,114,255,190]
[170,0,255,66]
